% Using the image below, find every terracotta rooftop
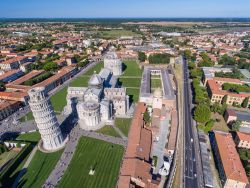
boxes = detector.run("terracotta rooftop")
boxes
[118,102,158,188]
[214,131,249,184]
[236,131,250,142]
[207,79,250,98]
[0,56,26,64]
[0,69,22,81]
[8,70,44,85]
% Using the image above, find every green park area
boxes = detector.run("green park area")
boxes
[115,118,132,137]
[94,29,140,39]
[120,61,142,102]
[58,137,124,188]
[0,150,19,168]
[96,126,120,137]
[16,132,41,142]
[17,149,63,188]
[150,77,162,90]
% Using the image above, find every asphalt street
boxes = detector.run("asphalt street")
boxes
[182,58,203,188]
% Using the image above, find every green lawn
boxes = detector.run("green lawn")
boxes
[17,149,63,188]
[0,150,19,168]
[115,118,132,137]
[58,137,124,188]
[70,76,90,87]
[127,88,140,103]
[151,78,162,88]
[95,30,140,39]
[119,77,141,88]
[84,62,104,76]
[96,126,120,138]
[19,112,34,122]
[50,86,68,112]
[122,61,142,77]
[16,132,41,142]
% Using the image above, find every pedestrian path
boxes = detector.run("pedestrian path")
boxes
[112,125,127,141]
[11,146,38,188]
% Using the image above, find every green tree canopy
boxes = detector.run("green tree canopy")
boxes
[43,62,58,72]
[232,120,241,131]
[194,104,211,124]
[138,52,146,62]
[148,53,172,64]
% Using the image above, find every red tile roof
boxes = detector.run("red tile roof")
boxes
[214,131,249,184]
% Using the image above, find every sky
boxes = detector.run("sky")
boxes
[0,0,250,18]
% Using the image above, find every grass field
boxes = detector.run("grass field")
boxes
[96,126,120,137]
[119,77,141,88]
[58,137,124,188]
[50,87,68,112]
[16,132,41,142]
[19,112,34,122]
[115,118,132,137]
[127,88,140,102]
[151,78,162,89]
[95,30,140,39]
[84,62,104,76]
[0,150,19,168]
[122,61,142,77]
[70,76,89,87]
[17,149,63,188]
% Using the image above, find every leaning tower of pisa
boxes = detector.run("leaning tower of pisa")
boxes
[28,87,66,152]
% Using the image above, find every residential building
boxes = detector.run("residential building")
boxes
[210,131,249,188]
[235,131,250,149]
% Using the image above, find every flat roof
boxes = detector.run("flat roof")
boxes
[140,67,175,100]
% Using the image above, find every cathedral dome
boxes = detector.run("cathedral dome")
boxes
[88,72,103,88]
[153,88,163,98]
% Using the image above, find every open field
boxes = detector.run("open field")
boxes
[70,76,89,87]
[50,87,68,112]
[58,137,124,188]
[211,113,229,132]
[119,77,141,88]
[122,61,142,77]
[84,62,104,76]
[95,30,140,39]
[115,118,132,137]
[16,132,41,142]
[0,150,19,168]
[151,78,162,89]
[18,149,63,188]
[127,88,140,102]
[96,126,120,137]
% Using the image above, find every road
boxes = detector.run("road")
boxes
[182,58,203,188]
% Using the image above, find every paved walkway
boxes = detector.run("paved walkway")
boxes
[112,125,127,140]
[11,146,38,188]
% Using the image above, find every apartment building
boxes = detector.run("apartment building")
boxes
[210,131,249,188]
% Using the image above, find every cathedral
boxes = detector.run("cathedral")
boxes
[64,51,130,130]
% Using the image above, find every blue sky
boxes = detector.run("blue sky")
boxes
[0,0,250,18]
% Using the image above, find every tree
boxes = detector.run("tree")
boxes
[242,97,249,108]
[43,62,58,72]
[188,61,196,70]
[143,110,151,125]
[190,68,202,78]
[0,81,5,91]
[194,104,211,124]
[184,50,191,60]
[138,51,146,62]
[218,54,236,65]
[148,53,172,64]
[221,95,228,105]
[232,120,241,131]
